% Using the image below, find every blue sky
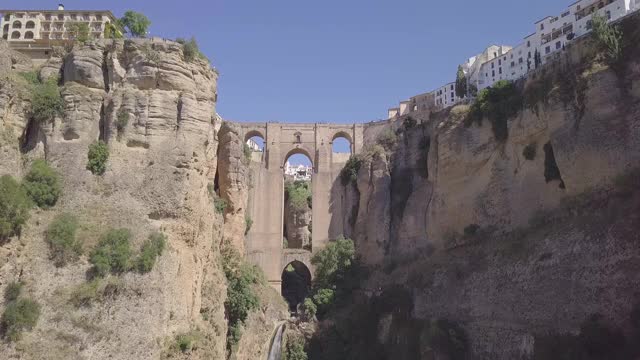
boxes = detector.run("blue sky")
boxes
[11,0,567,163]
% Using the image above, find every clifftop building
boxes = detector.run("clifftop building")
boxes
[388,0,638,119]
[0,4,117,62]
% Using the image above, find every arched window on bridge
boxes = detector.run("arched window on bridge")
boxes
[332,134,352,154]
[244,133,265,163]
[281,261,311,312]
[283,151,313,251]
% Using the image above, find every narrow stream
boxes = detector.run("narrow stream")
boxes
[267,323,285,360]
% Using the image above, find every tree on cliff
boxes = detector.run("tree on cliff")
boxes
[119,11,151,38]
[455,65,467,98]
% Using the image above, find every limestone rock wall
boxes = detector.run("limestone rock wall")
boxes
[325,13,640,359]
[283,197,312,249]
[0,39,228,359]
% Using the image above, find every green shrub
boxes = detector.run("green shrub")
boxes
[403,116,417,130]
[18,71,39,85]
[311,236,355,290]
[46,213,81,266]
[136,231,166,273]
[243,143,252,163]
[221,244,263,351]
[312,288,335,315]
[0,175,31,241]
[523,143,537,161]
[285,181,312,211]
[176,331,200,353]
[465,80,522,141]
[422,319,469,360]
[1,298,41,341]
[30,77,64,123]
[69,277,123,307]
[116,108,129,132]
[376,129,397,151]
[87,141,109,175]
[301,297,317,319]
[214,196,228,214]
[340,155,363,186]
[67,22,90,43]
[244,217,253,235]
[90,228,132,277]
[177,37,206,62]
[22,160,62,209]
[284,334,308,360]
[592,13,623,65]
[4,282,22,303]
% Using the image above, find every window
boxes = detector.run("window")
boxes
[499,68,502,74]
[491,63,495,68]
[556,41,561,50]
[540,23,545,30]
[562,11,570,17]
[57,14,64,20]
[451,92,454,99]
[527,40,531,47]
[586,20,593,30]
[450,84,454,90]
[492,70,495,77]
[606,10,611,20]
[498,59,502,65]
[528,51,532,58]
[519,57,523,64]
[511,61,515,67]
[486,73,488,77]
[545,46,551,54]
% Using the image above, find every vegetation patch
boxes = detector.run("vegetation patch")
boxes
[1,297,41,342]
[591,13,623,68]
[221,243,264,354]
[29,76,64,123]
[243,143,252,164]
[214,196,228,215]
[135,231,166,273]
[464,80,523,142]
[244,216,253,235]
[87,141,109,175]
[69,277,123,307]
[283,332,308,360]
[0,175,31,241]
[116,107,129,133]
[46,213,82,267]
[340,155,363,185]
[90,228,133,277]
[176,37,207,62]
[376,129,398,152]
[285,180,312,211]
[22,159,62,209]
[174,330,202,353]
[523,71,553,116]
[4,282,23,303]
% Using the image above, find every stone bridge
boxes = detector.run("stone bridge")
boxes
[238,122,364,290]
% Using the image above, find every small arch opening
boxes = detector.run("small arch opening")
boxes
[283,151,313,251]
[281,261,311,312]
[12,21,22,29]
[3,24,9,33]
[245,135,264,152]
[11,31,20,39]
[25,21,35,29]
[24,31,34,39]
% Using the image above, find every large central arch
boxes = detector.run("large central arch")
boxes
[240,122,364,290]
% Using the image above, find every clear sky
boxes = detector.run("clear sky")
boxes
[12,0,568,163]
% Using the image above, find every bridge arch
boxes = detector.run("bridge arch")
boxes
[283,146,314,170]
[244,129,265,144]
[281,260,312,311]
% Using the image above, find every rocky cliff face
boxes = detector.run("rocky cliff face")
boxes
[320,13,640,359]
[0,38,231,359]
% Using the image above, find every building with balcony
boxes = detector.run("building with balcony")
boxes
[0,4,117,62]
[386,0,637,119]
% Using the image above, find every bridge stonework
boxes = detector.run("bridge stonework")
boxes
[239,122,364,290]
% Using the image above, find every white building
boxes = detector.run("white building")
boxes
[246,138,262,152]
[0,4,117,62]
[284,162,312,182]
[386,0,637,118]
